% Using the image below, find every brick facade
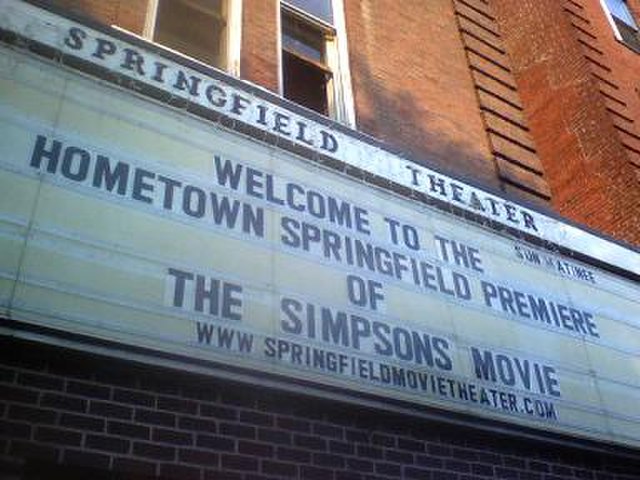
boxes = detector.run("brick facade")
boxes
[343,0,551,206]
[50,0,149,35]
[343,0,501,192]
[240,1,279,92]
[491,0,640,246]
[47,0,555,209]
[2,338,640,479]
[452,0,550,205]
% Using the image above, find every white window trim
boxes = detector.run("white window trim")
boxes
[142,0,242,77]
[276,4,284,96]
[599,0,637,42]
[278,0,356,128]
[331,0,356,128]
[226,0,243,77]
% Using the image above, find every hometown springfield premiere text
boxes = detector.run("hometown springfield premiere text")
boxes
[30,135,600,341]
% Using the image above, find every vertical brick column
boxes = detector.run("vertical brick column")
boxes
[491,0,640,246]
[343,0,500,191]
[240,0,280,92]
[453,0,551,206]
[50,0,149,35]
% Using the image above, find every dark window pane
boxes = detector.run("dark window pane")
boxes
[612,16,640,52]
[155,0,226,67]
[284,0,333,24]
[283,50,329,115]
[282,13,325,64]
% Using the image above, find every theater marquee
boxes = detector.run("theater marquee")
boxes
[1,0,640,449]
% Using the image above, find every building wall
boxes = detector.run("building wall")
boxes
[46,0,552,209]
[343,0,499,190]
[240,0,279,92]
[50,0,149,35]
[45,0,640,245]
[452,0,551,205]
[492,0,640,246]
[337,0,551,205]
[2,338,640,479]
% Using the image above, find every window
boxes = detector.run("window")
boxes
[280,0,355,125]
[144,0,242,74]
[601,0,640,52]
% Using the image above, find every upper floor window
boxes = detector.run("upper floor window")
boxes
[601,0,640,52]
[144,0,242,74]
[280,0,355,126]
[285,0,334,23]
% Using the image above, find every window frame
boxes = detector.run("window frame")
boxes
[600,0,640,52]
[278,0,356,127]
[142,0,242,76]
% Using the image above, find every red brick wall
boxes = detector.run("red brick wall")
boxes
[576,0,640,191]
[343,0,500,191]
[491,0,640,247]
[2,338,640,479]
[38,0,640,244]
[452,0,551,206]
[43,0,553,208]
[50,0,149,35]
[50,0,281,90]
[240,1,279,92]
[342,0,552,206]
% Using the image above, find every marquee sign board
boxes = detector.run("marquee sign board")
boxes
[1,0,640,448]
